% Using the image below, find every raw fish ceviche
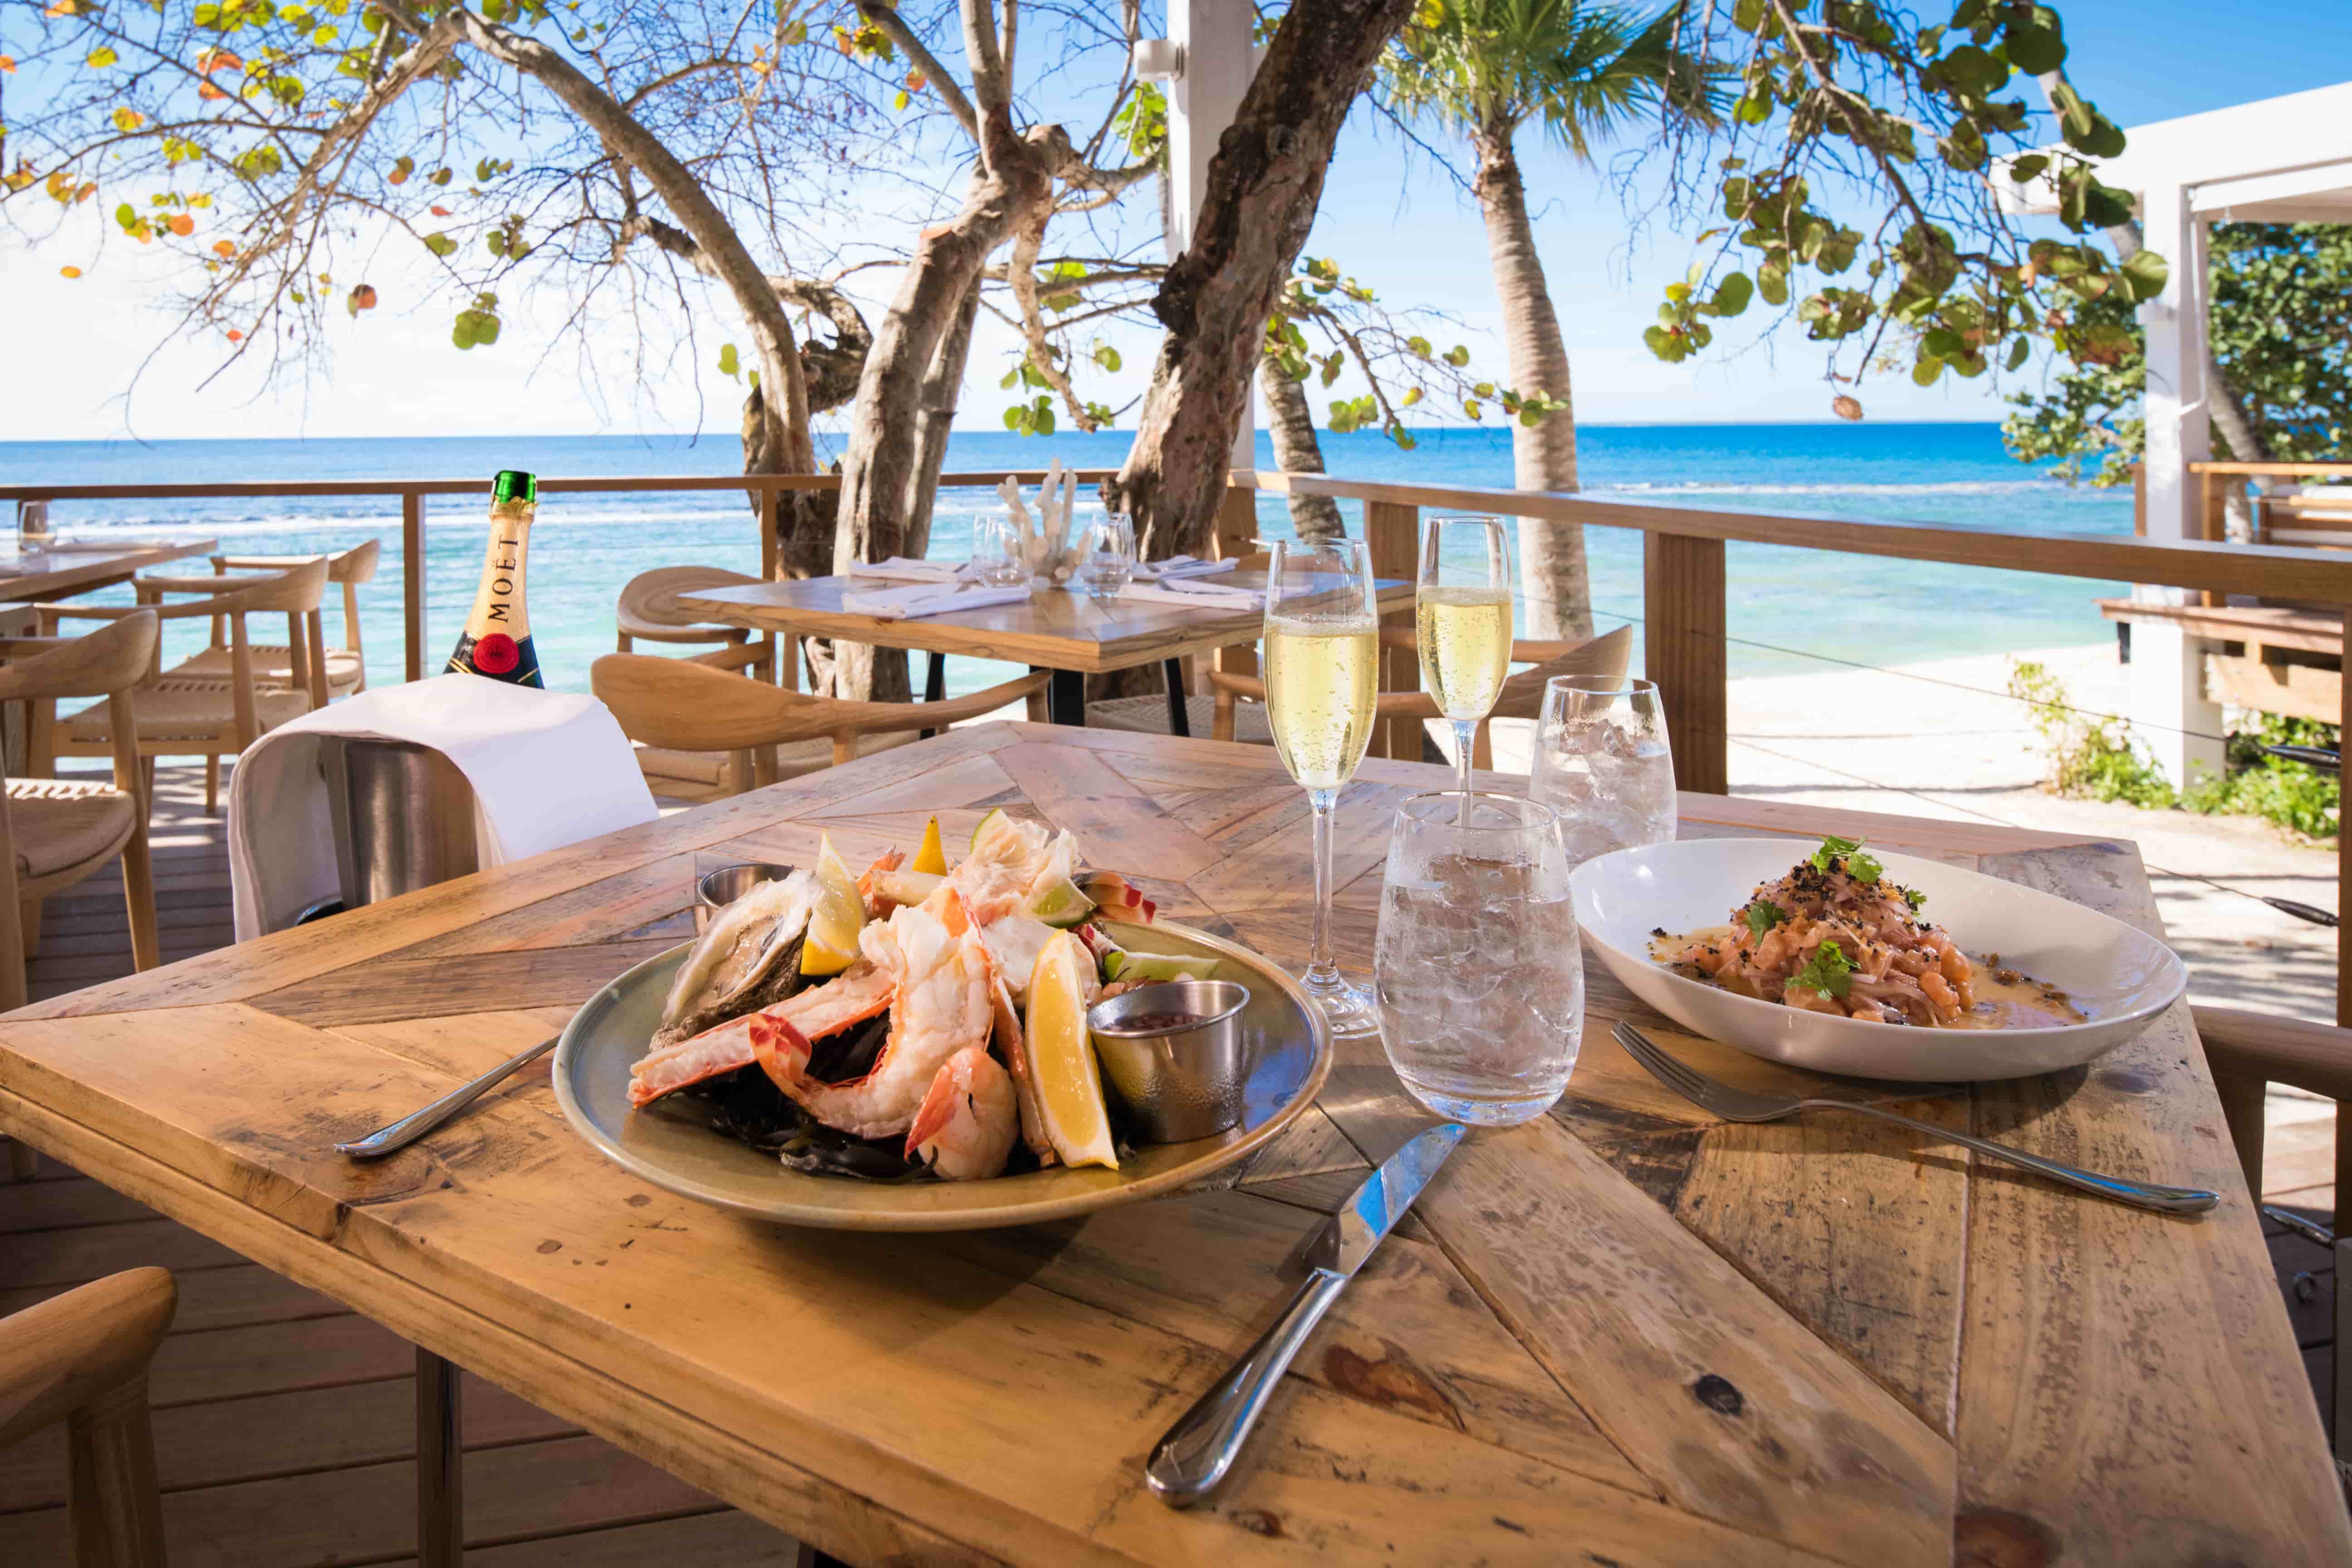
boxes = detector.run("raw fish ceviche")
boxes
[627,812,1214,1182]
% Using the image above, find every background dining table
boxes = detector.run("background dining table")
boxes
[0,722,2341,1567]
[682,571,1415,731]
[0,537,219,604]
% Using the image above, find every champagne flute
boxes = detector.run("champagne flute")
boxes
[1262,536,1383,1038]
[1416,515,1513,794]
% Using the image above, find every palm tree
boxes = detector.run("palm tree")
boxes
[1385,1,1713,638]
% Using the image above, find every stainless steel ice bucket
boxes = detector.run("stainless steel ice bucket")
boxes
[318,735,479,911]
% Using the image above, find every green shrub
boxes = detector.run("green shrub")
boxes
[2182,712,2341,842]
[2006,659,2177,809]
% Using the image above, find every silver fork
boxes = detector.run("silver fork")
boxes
[1611,1021,2218,1216]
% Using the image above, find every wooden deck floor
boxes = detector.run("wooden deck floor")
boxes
[5,764,2344,1563]
[6,765,802,1566]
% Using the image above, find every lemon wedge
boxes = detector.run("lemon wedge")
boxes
[801,833,865,976]
[911,814,947,876]
[1025,932,1118,1169]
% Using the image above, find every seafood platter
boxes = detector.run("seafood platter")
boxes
[553,810,1332,1229]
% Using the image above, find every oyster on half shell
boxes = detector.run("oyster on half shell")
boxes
[654,869,817,1048]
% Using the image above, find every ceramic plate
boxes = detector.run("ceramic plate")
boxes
[1571,838,2187,1081]
[552,919,1331,1230]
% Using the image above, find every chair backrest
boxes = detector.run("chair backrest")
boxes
[332,539,381,584]
[1492,625,1636,719]
[0,610,159,703]
[594,651,807,753]
[619,566,764,632]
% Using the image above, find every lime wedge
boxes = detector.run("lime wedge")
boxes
[1026,933,1118,1169]
[801,833,865,976]
[1025,876,1097,929]
[911,814,947,876]
[1103,950,1217,984]
[970,805,1009,852]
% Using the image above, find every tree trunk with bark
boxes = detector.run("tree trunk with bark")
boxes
[1108,0,1421,557]
[1259,355,1345,542]
[1473,128,1592,641]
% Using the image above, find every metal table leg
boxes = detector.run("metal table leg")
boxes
[1046,668,1088,726]
[417,1348,463,1568]
[917,651,947,740]
[1161,657,1191,738]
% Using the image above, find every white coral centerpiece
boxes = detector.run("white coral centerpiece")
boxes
[996,459,1080,583]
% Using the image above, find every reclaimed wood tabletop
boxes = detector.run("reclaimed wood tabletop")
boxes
[682,572,1415,676]
[1,722,2342,1568]
[0,538,220,604]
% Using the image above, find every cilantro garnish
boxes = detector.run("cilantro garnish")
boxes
[1792,940,1853,998]
[1744,901,1786,938]
[1903,887,1927,912]
[1808,834,1882,883]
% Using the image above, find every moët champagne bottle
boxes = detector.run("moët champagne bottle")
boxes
[446,469,543,687]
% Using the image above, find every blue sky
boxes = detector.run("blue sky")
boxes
[4,0,2348,441]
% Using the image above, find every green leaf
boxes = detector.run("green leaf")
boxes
[1758,257,1789,307]
[999,367,1018,390]
[1923,326,1966,359]
[485,229,507,257]
[1002,406,1024,431]
[1792,940,1853,999]
[717,342,740,380]
[1744,901,1785,938]
[1442,344,1469,367]
[1808,834,1864,872]
[1713,272,1753,317]
[86,46,118,67]
[2002,10,2066,73]
[2119,248,2168,302]
[1091,344,1120,373]
[422,232,456,257]
[2004,335,2031,371]
[2007,153,2049,184]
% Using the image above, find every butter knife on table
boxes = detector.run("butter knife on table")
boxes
[1145,1121,1467,1506]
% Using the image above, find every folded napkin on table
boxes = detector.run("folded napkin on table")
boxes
[840,582,1033,620]
[1133,555,1239,581]
[1112,578,1263,611]
[228,673,659,941]
[844,556,962,583]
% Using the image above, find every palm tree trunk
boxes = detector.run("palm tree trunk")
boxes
[1473,129,1591,640]
[1258,355,1345,543]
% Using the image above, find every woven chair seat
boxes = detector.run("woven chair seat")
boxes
[7,778,136,881]
[65,681,310,744]
[1086,693,1275,746]
[167,643,363,693]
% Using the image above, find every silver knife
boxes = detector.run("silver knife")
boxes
[1145,1122,1467,1506]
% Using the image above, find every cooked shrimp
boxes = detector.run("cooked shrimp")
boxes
[859,850,907,917]
[628,961,894,1107]
[752,896,993,1139]
[904,1046,1019,1180]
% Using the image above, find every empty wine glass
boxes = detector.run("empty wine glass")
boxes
[1375,791,1582,1125]
[1416,515,1513,794]
[968,514,1027,587]
[1528,677,1677,866]
[1263,535,1383,1038]
[1078,513,1136,599]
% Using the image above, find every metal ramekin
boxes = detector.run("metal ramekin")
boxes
[1088,979,1254,1143]
[694,862,795,933]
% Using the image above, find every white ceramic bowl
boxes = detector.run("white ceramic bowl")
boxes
[1570,838,2187,1081]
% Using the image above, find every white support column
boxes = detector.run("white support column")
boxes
[2132,180,2227,789]
[1166,0,1258,470]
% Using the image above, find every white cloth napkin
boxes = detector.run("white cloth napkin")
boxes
[1134,555,1239,581]
[839,582,1032,620]
[844,556,961,583]
[1113,579,1263,611]
[228,674,659,940]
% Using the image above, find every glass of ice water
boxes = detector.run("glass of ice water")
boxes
[1078,512,1135,599]
[1529,677,1677,866]
[1374,791,1582,1125]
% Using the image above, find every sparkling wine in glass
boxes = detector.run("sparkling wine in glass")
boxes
[1415,515,1513,793]
[1263,536,1383,1038]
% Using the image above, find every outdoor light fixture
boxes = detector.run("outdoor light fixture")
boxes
[1132,38,1182,81]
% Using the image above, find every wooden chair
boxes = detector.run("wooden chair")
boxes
[2200,1004,2352,1464]
[1209,624,1635,762]
[0,1268,176,1567]
[591,652,1049,798]
[30,559,331,815]
[169,539,381,699]
[616,566,778,682]
[0,611,162,1011]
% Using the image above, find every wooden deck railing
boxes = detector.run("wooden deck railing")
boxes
[7,463,2351,1017]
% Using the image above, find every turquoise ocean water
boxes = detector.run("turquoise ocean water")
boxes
[0,424,2133,696]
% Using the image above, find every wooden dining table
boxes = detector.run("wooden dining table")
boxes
[1,722,2343,1567]
[683,571,1414,731]
[0,538,219,604]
